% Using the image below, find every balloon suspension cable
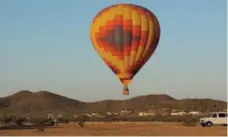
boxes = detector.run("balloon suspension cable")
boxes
[122,86,129,96]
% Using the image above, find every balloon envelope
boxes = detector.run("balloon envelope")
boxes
[90,3,160,95]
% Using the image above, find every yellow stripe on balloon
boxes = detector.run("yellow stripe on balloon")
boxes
[129,9,141,69]
[140,14,154,63]
[122,6,132,73]
[134,10,149,65]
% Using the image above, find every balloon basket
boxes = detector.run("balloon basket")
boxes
[122,86,129,95]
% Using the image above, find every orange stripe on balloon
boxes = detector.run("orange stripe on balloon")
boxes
[123,19,132,31]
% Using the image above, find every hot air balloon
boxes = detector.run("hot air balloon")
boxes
[90,3,160,95]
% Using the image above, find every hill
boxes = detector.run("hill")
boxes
[0,90,227,116]
[0,90,86,115]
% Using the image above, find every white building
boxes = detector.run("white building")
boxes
[171,111,187,116]
[188,111,203,116]
[138,112,156,116]
[106,112,118,116]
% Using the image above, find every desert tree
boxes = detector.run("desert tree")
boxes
[0,110,15,127]
[14,116,26,127]
[30,116,48,132]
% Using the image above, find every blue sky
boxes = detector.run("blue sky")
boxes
[0,0,226,101]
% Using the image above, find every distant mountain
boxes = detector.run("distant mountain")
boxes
[0,90,85,115]
[0,90,227,116]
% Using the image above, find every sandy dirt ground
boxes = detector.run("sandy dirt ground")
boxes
[0,122,227,136]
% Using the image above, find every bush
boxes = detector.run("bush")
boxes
[29,116,49,132]
[0,114,14,127]
[53,115,201,123]
[15,117,26,126]
[101,116,128,122]
[95,115,201,123]
[30,116,47,126]
[58,117,69,124]
[182,116,198,127]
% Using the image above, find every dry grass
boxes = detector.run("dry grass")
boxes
[0,122,227,136]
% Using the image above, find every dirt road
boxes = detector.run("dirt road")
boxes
[0,122,226,136]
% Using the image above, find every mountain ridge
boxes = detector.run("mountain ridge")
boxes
[0,90,227,116]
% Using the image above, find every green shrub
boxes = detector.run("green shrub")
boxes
[182,116,198,127]
[30,116,47,126]
[15,117,26,126]
[0,114,14,127]
[58,117,69,124]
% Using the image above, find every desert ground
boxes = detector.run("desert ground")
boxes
[0,122,227,136]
